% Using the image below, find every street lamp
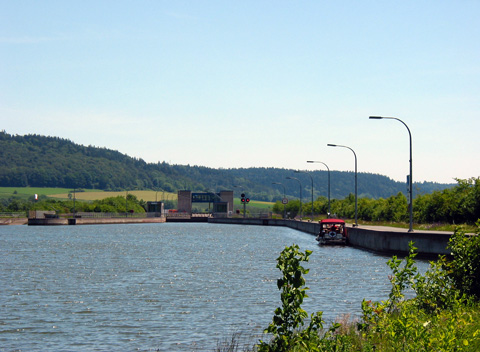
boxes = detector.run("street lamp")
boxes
[307,161,331,216]
[286,176,302,219]
[327,144,358,227]
[369,116,414,232]
[295,170,314,221]
[272,182,286,219]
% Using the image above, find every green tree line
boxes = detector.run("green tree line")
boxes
[0,194,147,214]
[273,177,480,225]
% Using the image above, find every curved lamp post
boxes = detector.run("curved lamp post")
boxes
[272,182,286,219]
[295,170,314,221]
[327,144,357,227]
[307,161,331,216]
[286,176,302,219]
[369,116,413,232]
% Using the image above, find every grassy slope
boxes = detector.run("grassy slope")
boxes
[0,187,101,202]
[0,187,94,197]
[48,190,178,202]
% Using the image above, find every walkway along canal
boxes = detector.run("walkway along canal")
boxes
[208,218,452,257]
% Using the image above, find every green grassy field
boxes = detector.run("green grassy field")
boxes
[0,187,101,201]
[0,187,177,202]
[48,190,178,202]
[0,187,274,209]
[0,187,90,197]
[233,199,273,210]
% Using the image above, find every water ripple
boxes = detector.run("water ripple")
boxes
[0,223,428,351]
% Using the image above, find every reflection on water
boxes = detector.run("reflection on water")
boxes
[0,223,427,351]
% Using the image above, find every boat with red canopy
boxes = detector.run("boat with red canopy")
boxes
[316,218,348,245]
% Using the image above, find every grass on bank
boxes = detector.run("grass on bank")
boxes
[278,212,477,233]
[356,219,477,233]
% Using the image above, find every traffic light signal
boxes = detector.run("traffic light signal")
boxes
[240,193,251,203]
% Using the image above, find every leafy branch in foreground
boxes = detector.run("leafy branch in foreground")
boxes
[257,244,333,352]
[360,226,480,351]
[250,224,480,352]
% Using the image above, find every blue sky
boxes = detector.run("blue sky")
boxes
[1,1,479,184]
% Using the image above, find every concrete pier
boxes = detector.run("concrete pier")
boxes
[347,225,452,257]
[208,218,452,257]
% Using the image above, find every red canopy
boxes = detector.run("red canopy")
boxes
[320,219,345,224]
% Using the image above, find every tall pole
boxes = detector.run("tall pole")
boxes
[327,144,357,227]
[295,170,314,221]
[233,185,244,218]
[272,182,286,219]
[286,176,302,219]
[369,116,413,232]
[307,161,331,217]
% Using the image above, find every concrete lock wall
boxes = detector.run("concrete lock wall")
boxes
[347,227,451,257]
[208,218,452,257]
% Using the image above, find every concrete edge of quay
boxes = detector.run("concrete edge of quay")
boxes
[27,217,167,226]
[208,218,452,258]
[0,218,28,225]
[16,215,452,257]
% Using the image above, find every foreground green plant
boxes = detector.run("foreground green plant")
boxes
[252,223,480,351]
[257,244,331,351]
[360,225,480,351]
[446,220,480,300]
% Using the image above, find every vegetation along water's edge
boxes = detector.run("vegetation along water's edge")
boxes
[218,223,480,351]
[2,176,478,233]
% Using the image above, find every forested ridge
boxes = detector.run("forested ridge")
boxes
[0,131,454,201]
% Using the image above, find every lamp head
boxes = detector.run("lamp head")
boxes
[369,116,383,119]
[327,144,337,147]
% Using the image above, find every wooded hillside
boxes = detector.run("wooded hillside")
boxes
[0,131,453,201]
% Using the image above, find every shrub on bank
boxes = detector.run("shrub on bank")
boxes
[252,223,480,351]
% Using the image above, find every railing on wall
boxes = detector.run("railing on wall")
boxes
[0,212,26,218]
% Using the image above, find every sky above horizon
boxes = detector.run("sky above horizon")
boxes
[1,1,479,184]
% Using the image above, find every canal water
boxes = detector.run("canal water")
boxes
[0,223,428,351]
